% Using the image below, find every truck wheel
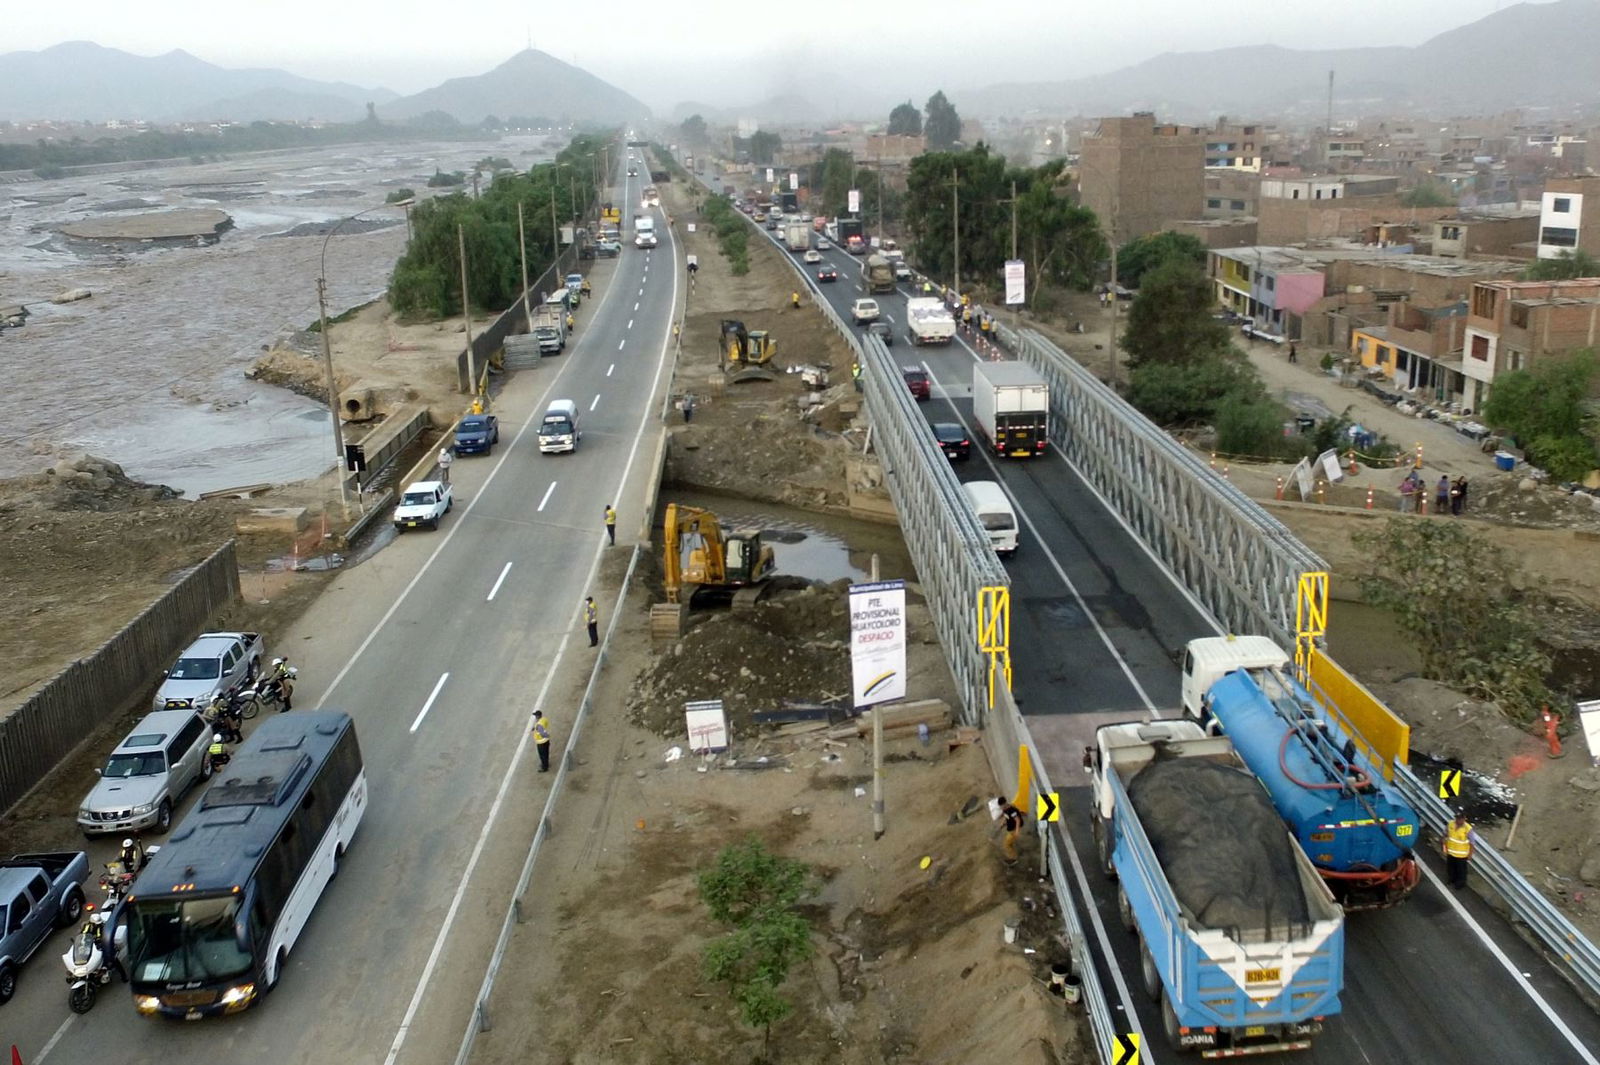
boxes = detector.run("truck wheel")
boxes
[1161,988,1190,1053]
[0,963,16,1004]
[245,657,260,683]
[1140,938,1162,1002]
[1092,815,1116,880]
[57,886,85,928]
[1116,884,1136,933]
[155,799,173,834]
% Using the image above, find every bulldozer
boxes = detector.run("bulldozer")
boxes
[720,318,779,383]
[650,503,777,639]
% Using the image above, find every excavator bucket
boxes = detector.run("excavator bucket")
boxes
[726,364,779,384]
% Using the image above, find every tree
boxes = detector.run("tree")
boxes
[924,91,962,151]
[1482,350,1597,479]
[680,113,708,145]
[1121,256,1232,368]
[1522,249,1600,281]
[698,839,814,1054]
[888,101,922,137]
[747,129,781,165]
[1355,519,1557,722]
[818,148,855,218]
[1125,354,1256,426]
[384,187,415,204]
[364,102,379,124]
[1399,181,1453,208]
[1115,231,1209,290]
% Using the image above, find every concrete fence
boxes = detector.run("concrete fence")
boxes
[0,541,241,815]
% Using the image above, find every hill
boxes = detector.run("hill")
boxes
[0,41,393,122]
[963,0,1600,117]
[380,49,648,126]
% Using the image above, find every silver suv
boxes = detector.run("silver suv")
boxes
[77,709,213,837]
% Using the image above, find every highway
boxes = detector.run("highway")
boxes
[10,151,680,1065]
[741,197,1600,1065]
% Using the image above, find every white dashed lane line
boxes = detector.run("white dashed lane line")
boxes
[536,481,556,511]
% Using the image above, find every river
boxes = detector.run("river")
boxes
[0,135,554,495]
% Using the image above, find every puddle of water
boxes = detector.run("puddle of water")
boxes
[1407,750,1519,823]
[658,491,912,585]
[265,553,346,573]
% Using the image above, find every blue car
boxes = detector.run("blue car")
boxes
[453,414,499,455]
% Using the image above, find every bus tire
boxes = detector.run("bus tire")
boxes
[267,948,287,993]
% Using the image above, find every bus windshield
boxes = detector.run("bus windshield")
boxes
[127,896,252,983]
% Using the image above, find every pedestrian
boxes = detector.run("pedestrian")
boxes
[791,290,800,309]
[531,710,551,772]
[997,796,1025,866]
[1398,473,1416,512]
[684,393,696,423]
[604,504,617,546]
[584,596,598,646]
[436,445,454,486]
[1444,812,1475,889]
[1288,342,1298,363]
[1451,475,1469,516]
[1435,475,1451,514]
[566,311,575,331]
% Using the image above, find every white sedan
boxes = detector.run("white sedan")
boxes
[803,249,822,263]
[816,238,831,250]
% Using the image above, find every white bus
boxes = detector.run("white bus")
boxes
[124,711,366,1018]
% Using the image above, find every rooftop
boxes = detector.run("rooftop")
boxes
[1214,245,1524,278]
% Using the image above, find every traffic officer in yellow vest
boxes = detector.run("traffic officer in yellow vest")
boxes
[1444,812,1475,889]
[584,596,599,647]
[603,504,617,546]
[530,710,552,772]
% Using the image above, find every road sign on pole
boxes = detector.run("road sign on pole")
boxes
[1005,259,1026,306]
[848,189,861,215]
[849,580,906,707]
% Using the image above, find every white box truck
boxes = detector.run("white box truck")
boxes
[783,221,811,252]
[904,297,955,345]
[972,361,1049,458]
[634,214,657,248]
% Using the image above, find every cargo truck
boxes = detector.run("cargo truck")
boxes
[634,214,657,248]
[1087,719,1345,1057]
[836,217,865,253]
[1182,636,1421,909]
[971,362,1049,458]
[861,253,896,293]
[904,297,955,346]
[779,190,799,213]
[531,303,567,354]
[783,221,811,252]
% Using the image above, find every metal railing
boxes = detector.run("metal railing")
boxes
[1393,762,1600,997]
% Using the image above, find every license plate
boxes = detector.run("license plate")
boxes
[186,1011,203,1021]
[1010,449,1030,457]
[1246,968,1280,984]
[406,522,418,527]
[1245,1026,1266,1037]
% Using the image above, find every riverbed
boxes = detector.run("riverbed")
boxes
[0,135,551,495]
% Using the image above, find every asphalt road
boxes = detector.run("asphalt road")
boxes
[10,153,681,1064]
[737,198,1600,1065]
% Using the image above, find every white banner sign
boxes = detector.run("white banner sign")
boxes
[685,699,728,753]
[849,580,906,707]
[847,189,861,215]
[766,167,775,184]
[560,224,574,246]
[1578,699,1600,767]
[1004,259,1026,305]
[789,172,799,190]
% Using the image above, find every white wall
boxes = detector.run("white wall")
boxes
[1537,190,1584,260]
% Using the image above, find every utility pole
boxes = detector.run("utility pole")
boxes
[458,224,475,397]
[952,166,960,301]
[315,276,350,514]
[869,553,885,841]
[877,161,884,238]
[1010,179,1020,334]
[1107,225,1120,390]
[518,201,532,332]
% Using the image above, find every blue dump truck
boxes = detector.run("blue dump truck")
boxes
[1088,719,1345,1057]
[1182,636,1421,909]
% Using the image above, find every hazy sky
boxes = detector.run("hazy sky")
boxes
[7,0,1516,110]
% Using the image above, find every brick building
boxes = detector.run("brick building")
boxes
[1077,113,1205,241]
[1256,174,1458,245]
[1204,170,1259,218]
[1428,209,1539,261]
[1461,278,1600,408]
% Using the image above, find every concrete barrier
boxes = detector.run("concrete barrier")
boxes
[353,405,429,491]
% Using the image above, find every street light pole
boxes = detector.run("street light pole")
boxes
[314,275,349,514]
[458,223,476,398]
[952,166,961,301]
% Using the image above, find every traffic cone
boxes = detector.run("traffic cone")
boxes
[1275,477,1285,500]
[15,1044,26,1065]
[1542,707,1564,759]
[1348,450,1359,475]
[1365,487,1374,509]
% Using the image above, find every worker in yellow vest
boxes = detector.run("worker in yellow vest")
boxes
[1444,813,1475,890]
[585,596,599,647]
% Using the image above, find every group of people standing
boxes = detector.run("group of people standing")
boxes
[1399,471,1470,515]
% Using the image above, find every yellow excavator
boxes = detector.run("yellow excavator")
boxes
[652,503,777,637]
[720,319,778,383]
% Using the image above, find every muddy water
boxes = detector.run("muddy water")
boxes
[657,491,912,585]
[0,136,552,495]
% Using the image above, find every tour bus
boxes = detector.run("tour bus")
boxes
[124,711,366,1018]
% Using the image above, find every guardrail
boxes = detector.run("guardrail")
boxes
[1393,762,1600,998]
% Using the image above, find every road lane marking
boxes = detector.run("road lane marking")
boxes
[618,338,626,350]
[486,561,512,601]
[639,287,644,295]
[397,180,684,1065]
[607,363,615,376]
[627,318,634,329]
[537,481,556,511]
[634,301,639,311]
[590,394,600,411]
[409,672,449,733]
[36,1015,75,1064]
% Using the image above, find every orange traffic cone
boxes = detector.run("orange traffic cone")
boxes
[1365,487,1374,509]
[1542,707,1564,759]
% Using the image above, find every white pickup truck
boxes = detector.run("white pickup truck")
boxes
[393,480,453,531]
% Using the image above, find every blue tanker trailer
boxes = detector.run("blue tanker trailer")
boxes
[1182,636,1421,909]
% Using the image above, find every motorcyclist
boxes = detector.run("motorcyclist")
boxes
[83,912,128,983]
[205,694,243,742]
[207,733,230,774]
[118,838,145,874]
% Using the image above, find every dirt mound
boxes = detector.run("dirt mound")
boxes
[0,452,180,514]
[628,584,853,738]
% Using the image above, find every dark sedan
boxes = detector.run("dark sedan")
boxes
[867,320,894,346]
[453,414,500,455]
[931,422,970,461]
[817,265,839,282]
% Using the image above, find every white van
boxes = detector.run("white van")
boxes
[538,399,580,454]
[962,480,1018,557]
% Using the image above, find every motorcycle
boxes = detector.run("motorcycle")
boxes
[204,697,244,743]
[62,910,126,1013]
[98,843,159,910]
[255,657,297,711]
